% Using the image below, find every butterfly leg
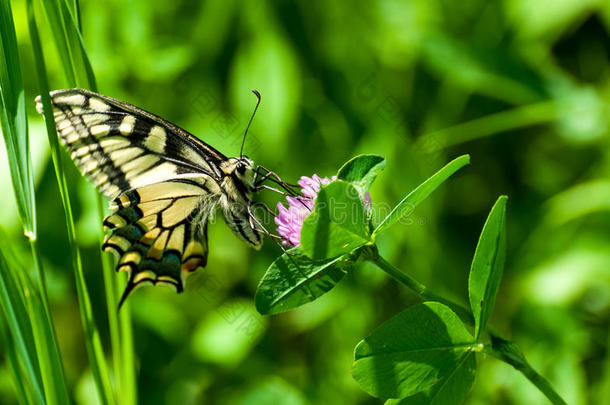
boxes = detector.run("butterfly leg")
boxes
[253,167,311,211]
[246,202,293,254]
[256,184,293,196]
[254,166,300,191]
[253,165,287,185]
[247,201,279,234]
[250,201,278,217]
[246,202,304,257]
[256,184,312,214]
[252,166,271,187]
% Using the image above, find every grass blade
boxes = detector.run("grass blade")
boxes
[0,314,33,405]
[42,1,137,403]
[415,101,556,151]
[0,0,35,238]
[27,1,114,403]
[0,232,71,404]
[1,1,71,403]
[119,299,137,405]
[23,282,70,405]
[50,1,136,403]
[0,244,44,405]
[56,0,97,89]
[39,0,96,89]
[34,1,136,402]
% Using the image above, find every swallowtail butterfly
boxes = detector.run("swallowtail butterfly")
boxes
[36,88,286,306]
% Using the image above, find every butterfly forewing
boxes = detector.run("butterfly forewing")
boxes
[35,89,225,198]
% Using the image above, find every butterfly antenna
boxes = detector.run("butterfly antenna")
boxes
[240,89,261,159]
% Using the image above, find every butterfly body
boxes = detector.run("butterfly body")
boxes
[36,88,263,304]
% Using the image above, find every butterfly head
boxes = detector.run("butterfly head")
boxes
[223,156,256,188]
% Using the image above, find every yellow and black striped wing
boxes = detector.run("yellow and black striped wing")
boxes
[35,88,235,305]
[35,88,227,198]
[102,175,221,305]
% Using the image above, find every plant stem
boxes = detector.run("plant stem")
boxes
[487,335,567,405]
[370,249,475,324]
[367,246,567,405]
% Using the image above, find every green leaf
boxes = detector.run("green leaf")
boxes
[383,354,476,405]
[255,247,351,314]
[337,154,386,194]
[468,196,508,341]
[301,181,371,260]
[373,155,470,236]
[0,0,36,238]
[352,302,476,400]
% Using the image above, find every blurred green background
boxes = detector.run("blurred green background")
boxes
[1,0,610,404]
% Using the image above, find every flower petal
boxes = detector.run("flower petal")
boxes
[275,174,359,247]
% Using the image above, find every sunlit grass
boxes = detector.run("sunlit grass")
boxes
[1,0,70,403]
[0,0,35,238]
[0,0,136,403]
[29,0,138,404]
[0,239,46,405]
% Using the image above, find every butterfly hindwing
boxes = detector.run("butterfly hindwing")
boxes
[102,176,217,305]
